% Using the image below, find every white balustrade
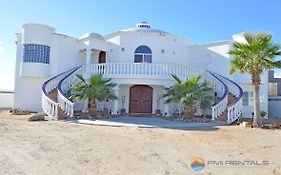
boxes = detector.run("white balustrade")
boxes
[216,75,243,124]
[42,92,58,118]
[205,71,229,120]
[84,63,205,79]
[57,67,82,117]
[41,68,77,119]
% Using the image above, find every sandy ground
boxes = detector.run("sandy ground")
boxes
[0,110,281,175]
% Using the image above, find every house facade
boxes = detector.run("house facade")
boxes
[13,22,268,123]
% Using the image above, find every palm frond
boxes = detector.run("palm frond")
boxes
[171,74,181,83]
[70,74,117,107]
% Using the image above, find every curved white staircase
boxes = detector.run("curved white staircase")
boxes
[42,63,243,124]
[42,67,80,119]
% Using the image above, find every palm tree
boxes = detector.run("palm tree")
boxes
[70,74,117,114]
[163,75,213,119]
[199,89,214,118]
[229,33,281,126]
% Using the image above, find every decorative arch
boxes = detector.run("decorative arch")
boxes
[134,45,152,63]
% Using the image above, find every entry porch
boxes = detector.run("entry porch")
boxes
[74,84,187,116]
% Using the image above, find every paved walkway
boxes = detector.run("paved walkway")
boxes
[66,117,226,129]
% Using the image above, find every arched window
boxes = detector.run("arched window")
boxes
[134,45,152,63]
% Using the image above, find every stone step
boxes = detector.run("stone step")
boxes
[215,93,237,122]
[48,89,69,120]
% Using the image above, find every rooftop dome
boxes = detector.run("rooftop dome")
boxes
[136,21,151,29]
[119,21,168,34]
[80,33,105,40]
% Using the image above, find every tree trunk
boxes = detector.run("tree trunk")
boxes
[252,64,261,126]
[253,84,261,126]
[88,99,96,114]
[184,106,195,119]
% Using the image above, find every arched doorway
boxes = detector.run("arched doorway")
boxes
[129,85,153,113]
[98,51,106,63]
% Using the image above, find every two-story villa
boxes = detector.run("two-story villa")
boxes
[13,22,268,124]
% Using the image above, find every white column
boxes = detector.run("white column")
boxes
[163,85,170,116]
[164,101,169,116]
[211,107,215,120]
[112,85,120,115]
[82,97,89,113]
[85,49,92,65]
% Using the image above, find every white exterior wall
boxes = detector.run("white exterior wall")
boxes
[116,32,190,64]
[240,83,268,118]
[0,92,14,108]
[14,77,47,111]
[14,32,49,111]
[187,42,232,76]
[119,84,130,113]
[51,34,85,75]
[151,85,165,114]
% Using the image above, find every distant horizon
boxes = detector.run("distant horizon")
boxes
[1,0,281,90]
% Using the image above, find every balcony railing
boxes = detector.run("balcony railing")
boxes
[82,63,205,80]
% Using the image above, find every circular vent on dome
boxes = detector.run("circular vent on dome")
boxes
[136,21,151,29]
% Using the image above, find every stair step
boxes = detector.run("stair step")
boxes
[47,89,69,120]
[48,89,58,101]
[215,93,237,122]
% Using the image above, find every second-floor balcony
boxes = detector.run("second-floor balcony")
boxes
[81,63,205,81]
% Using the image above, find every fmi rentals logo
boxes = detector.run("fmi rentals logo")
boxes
[190,157,206,172]
[190,156,269,172]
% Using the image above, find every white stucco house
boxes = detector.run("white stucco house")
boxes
[13,22,268,124]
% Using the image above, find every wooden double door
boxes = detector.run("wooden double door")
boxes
[129,85,153,114]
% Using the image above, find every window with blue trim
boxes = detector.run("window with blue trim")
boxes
[23,44,50,64]
[134,45,152,63]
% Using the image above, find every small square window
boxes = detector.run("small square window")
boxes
[161,49,164,54]
[121,47,125,52]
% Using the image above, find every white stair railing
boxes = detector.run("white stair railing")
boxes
[57,67,82,117]
[41,68,77,119]
[215,74,243,124]
[205,71,229,120]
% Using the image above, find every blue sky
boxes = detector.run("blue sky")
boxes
[0,0,281,90]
